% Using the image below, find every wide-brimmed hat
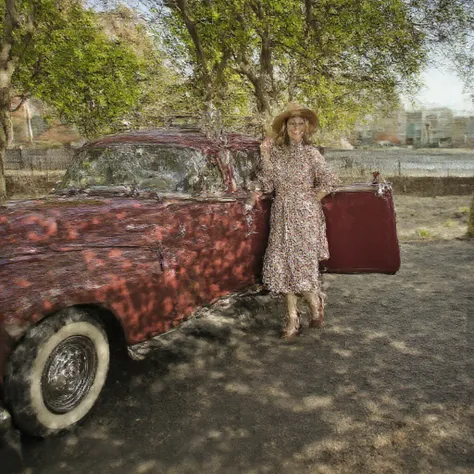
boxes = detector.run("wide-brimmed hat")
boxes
[271,102,319,134]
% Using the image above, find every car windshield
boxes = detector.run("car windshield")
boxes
[59,144,210,194]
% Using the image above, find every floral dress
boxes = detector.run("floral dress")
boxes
[257,142,340,294]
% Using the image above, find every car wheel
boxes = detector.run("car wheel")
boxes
[5,307,110,437]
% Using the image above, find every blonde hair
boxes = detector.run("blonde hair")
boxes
[274,116,313,146]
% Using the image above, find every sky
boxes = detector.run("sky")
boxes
[409,66,474,114]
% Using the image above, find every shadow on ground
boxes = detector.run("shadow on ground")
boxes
[20,240,474,474]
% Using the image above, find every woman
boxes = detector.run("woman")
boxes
[249,102,340,340]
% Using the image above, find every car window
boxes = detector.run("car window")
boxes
[231,149,260,191]
[59,144,225,194]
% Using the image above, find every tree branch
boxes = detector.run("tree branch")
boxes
[16,12,35,64]
[10,94,30,112]
[213,48,231,85]
[172,0,211,85]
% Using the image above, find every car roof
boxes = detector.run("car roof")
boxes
[85,128,261,156]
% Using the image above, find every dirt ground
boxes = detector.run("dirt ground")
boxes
[14,195,474,473]
[394,195,471,241]
[5,170,64,199]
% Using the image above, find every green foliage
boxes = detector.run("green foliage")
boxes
[416,227,433,238]
[95,7,183,127]
[443,219,457,228]
[3,1,143,138]
[142,0,428,133]
[135,0,473,136]
[154,0,255,117]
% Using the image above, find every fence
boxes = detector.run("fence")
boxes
[5,146,474,178]
[5,148,75,171]
[324,149,474,179]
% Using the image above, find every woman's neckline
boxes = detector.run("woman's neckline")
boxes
[289,141,304,150]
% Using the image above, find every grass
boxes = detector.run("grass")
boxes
[416,227,434,238]
[6,170,65,200]
[443,219,457,228]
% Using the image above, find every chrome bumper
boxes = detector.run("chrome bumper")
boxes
[0,406,12,436]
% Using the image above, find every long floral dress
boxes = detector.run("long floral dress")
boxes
[257,142,340,294]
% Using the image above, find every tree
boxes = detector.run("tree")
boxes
[468,193,474,238]
[0,0,143,202]
[137,0,427,129]
[408,0,474,85]
[135,0,473,134]
[96,5,186,127]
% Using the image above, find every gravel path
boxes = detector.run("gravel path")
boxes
[21,237,474,474]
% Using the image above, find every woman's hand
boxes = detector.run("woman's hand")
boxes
[316,191,329,201]
[260,137,273,163]
[260,136,273,153]
[244,191,260,213]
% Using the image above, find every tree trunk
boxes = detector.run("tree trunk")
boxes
[0,88,12,203]
[0,0,20,203]
[25,98,34,143]
[467,193,474,238]
[0,153,6,202]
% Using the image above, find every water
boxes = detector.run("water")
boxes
[325,149,474,178]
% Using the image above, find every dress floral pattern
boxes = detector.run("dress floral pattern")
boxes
[257,142,340,294]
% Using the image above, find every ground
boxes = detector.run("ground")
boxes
[394,195,471,240]
[11,195,474,473]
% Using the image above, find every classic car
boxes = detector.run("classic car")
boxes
[0,128,400,438]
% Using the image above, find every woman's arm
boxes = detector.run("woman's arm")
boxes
[245,137,274,211]
[255,137,275,194]
[311,147,340,199]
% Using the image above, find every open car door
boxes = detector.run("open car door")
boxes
[321,183,400,274]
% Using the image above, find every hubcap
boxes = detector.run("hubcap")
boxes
[41,335,98,414]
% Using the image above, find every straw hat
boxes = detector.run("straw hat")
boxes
[271,102,319,134]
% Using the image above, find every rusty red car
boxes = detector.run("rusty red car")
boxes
[0,128,400,437]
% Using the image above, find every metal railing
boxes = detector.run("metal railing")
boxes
[5,146,474,178]
[5,148,75,171]
[325,149,474,178]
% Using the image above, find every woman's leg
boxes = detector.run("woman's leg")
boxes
[282,293,301,339]
[302,291,325,328]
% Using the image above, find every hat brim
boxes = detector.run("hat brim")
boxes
[272,108,319,134]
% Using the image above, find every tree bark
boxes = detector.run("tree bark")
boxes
[236,61,270,115]
[25,99,34,143]
[0,0,21,202]
[173,0,212,95]
[467,193,474,238]
[0,86,11,201]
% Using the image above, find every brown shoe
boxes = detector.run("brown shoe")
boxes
[309,295,325,328]
[281,316,302,340]
[309,316,324,328]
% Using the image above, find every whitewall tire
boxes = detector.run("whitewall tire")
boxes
[5,308,110,437]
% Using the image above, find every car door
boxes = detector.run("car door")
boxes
[62,138,271,336]
[230,144,400,276]
[136,143,268,324]
[321,183,401,274]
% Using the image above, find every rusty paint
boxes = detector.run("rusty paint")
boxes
[0,191,271,383]
[0,128,400,389]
